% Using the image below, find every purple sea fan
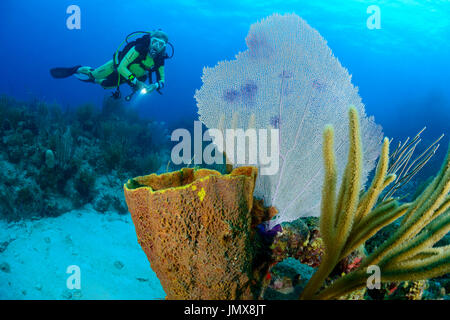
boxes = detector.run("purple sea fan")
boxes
[223,89,240,103]
[195,13,383,225]
[240,81,258,101]
[270,115,280,129]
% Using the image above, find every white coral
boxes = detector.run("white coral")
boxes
[195,13,383,225]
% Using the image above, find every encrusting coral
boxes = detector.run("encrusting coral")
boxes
[124,166,272,299]
[299,107,450,300]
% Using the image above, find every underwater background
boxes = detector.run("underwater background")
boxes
[0,0,449,299]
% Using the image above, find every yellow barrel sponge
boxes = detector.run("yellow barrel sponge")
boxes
[124,166,267,299]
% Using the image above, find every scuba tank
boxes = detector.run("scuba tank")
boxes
[112,30,174,101]
[114,30,174,66]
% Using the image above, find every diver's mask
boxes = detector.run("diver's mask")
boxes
[150,37,166,56]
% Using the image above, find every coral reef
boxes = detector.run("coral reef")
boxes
[262,257,315,300]
[0,94,170,220]
[120,13,448,301]
[269,218,324,268]
[124,166,271,299]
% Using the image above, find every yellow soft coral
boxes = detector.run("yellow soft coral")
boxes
[300,106,450,300]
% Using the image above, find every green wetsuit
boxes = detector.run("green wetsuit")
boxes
[78,45,165,89]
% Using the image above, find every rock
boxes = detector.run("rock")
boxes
[64,234,73,245]
[263,258,315,300]
[8,147,22,163]
[93,194,111,213]
[61,289,72,300]
[45,149,56,169]
[0,241,11,253]
[113,196,128,214]
[71,289,82,300]
[22,129,34,145]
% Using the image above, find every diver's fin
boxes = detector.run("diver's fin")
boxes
[49,65,82,79]
[74,73,93,82]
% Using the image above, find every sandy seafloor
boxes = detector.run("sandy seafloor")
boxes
[0,206,166,299]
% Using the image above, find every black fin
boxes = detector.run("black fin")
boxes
[49,65,82,79]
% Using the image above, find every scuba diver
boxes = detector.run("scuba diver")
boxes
[50,30,173,101]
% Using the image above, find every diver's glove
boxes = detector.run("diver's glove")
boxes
[153,80,164,95]
[128,74,138,86]
[148,83,158,92]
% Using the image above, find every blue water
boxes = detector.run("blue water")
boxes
[1,1,449,144]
